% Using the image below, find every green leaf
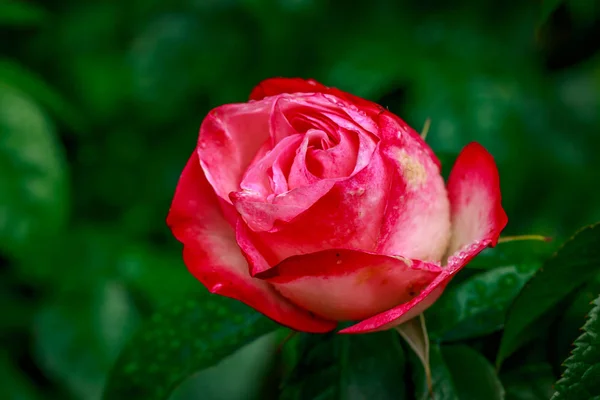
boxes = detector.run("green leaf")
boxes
[280,332,340,400]
[497,223,600,367]
[171,332,279,400]
[0,59,87,133]
[408,344,504,400]
[552,294,600,400]
[426,264,539,341]
[102,295,277,400]
[281,331,407,400]
[501,363,556,400]
[441,345,505,400]
[341,333,407,400]
[0,83,69,260]
[552,272,600,371]
[0,0,47,27]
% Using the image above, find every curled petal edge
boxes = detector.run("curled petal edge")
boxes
[339,240,492,334]
[167,152,337,333]
[340,142,507,334]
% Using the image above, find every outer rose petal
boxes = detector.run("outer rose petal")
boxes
[167,152,336,333]
[339,241,494,334]
[250,78,328,100]
[250,77,384,119]
[380,111,441,170]
[340,143,507,334]
[375,113,451,262]
[257,249,441,321]
[445,142,508,257]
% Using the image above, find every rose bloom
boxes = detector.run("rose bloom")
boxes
[167,78,507,334]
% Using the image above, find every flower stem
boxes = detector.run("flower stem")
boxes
[497,234,552,244]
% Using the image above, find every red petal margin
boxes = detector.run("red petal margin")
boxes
[257,249,441,322]
[249,78,328,100]
[444,142,508,257]
[340,142,507,334]
[249,77,384,114]
[167,152,337,333]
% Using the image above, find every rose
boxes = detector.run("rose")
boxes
[167,78,507,333]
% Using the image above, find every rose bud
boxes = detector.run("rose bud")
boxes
[167,78,507,334]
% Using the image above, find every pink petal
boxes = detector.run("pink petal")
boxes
[375,113,451,262]
[231,179,336,232]
[167,152,336,333]
[239,134,303,198]
[198,100,274,203]
[379,111,441,169]
[340,143,507,334]
[339,241,492,334]
[235,148,391,275]
[275,93,380,141]
[339,270,450,334]
[257,249,441,321]
[445,142,508,257]
[287,128,359,188]
[286,129,325,190]
[231,94,380,233]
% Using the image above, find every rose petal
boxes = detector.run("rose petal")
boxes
[257,249,441,321]
[249,78,328,100]
[375,113,451,262]
[276,93,380,142]
[445,142,508,257]
[340,143,507,334]
[236,148,391,275]
[287,128,359,188]
[339,270,450,334]
[231,93,380,233]
[379,111,441,169]
[198,100,274,203]
[167,152,336,333]
[240,134,303,198]
[339,241,493,334]
[231,179,337,232]
[250,77,384,117]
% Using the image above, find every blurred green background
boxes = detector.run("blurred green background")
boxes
[1,0,599,399]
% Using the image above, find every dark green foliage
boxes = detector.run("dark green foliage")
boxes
[501,363,556,400]
[103,295,276,399]
[0,84,69,260]
[552,295,600,400]
[426,264,540,341]
[407,343,504,400]
[497,224,600,367]
[280,331,408,400]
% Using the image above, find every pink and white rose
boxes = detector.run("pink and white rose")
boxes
[167,78,507,333]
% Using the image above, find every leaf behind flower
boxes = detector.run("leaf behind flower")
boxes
[102,295,276,400]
